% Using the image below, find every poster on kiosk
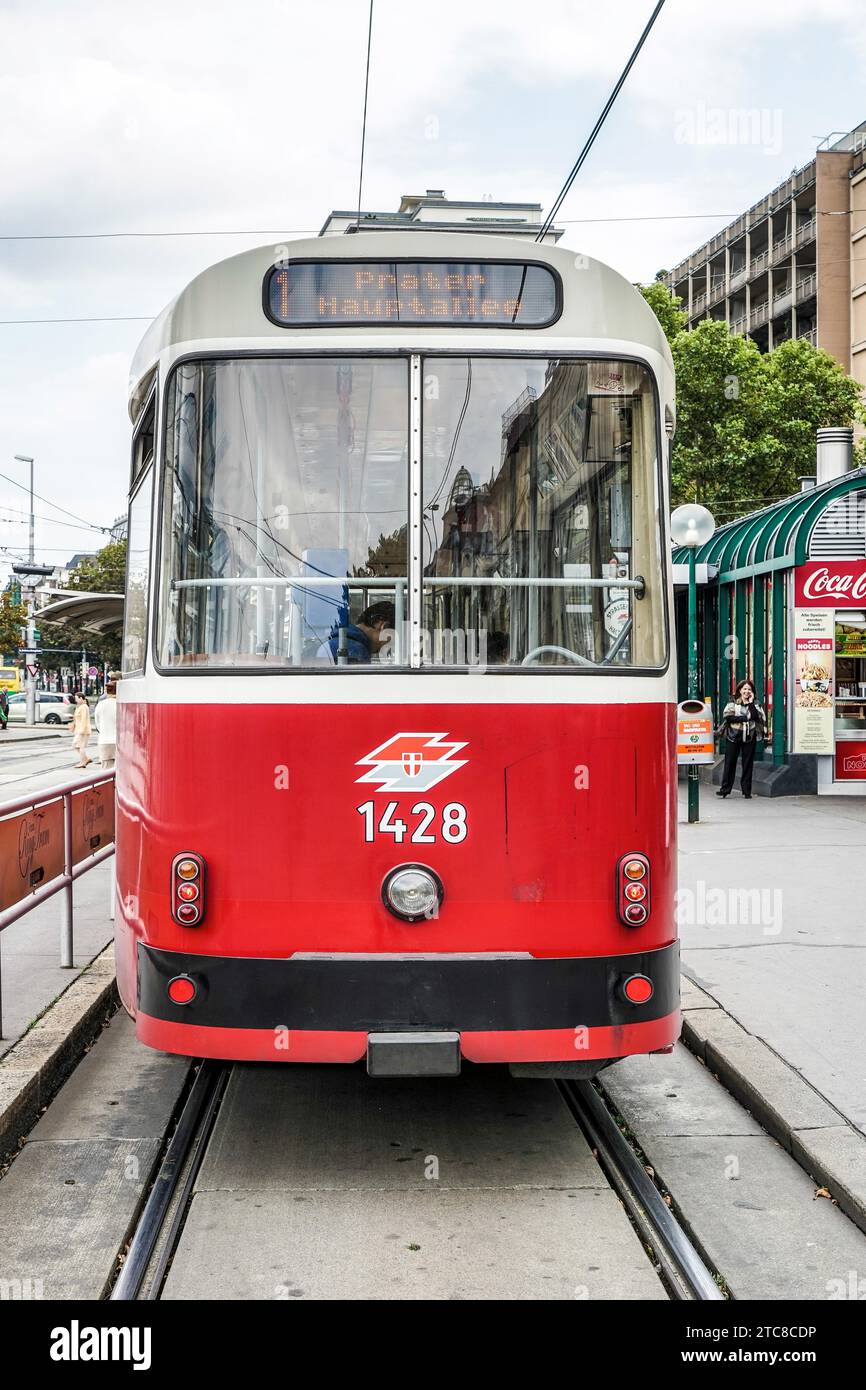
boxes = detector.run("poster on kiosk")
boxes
[792,608,834,755]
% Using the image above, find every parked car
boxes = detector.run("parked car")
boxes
[6,692,76,725]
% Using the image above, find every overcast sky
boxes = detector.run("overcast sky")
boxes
[1,0,864,586]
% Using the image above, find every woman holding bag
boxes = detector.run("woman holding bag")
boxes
[71,692,93,768]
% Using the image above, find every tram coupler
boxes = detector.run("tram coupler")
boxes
[367,1031,461,1078]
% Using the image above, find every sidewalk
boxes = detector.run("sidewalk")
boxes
[677,787,866,1136]
[0,860,114,1057]
[0,726,63,744]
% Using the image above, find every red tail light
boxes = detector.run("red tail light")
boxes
[616,853,650,926]
[167,974,197,1005]
[171,852,206,926]
[622,973,654,1004]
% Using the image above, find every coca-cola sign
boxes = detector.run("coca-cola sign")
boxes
[795,561,866,608]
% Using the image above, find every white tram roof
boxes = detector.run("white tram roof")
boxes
[129,231,673,421]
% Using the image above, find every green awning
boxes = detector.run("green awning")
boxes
[672,468,866,580]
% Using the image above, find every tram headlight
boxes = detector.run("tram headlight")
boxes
[382,864,443,922]
[616,853,650,927]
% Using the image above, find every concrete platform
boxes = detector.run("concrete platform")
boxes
[678,788,866,1136]
[0,860,114,1058]
[163,1063,665,1301]
[602,1045,866,1300]
[0,1013,188,1299]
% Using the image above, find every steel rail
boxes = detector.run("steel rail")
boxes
[110,1061,228,1301]
[560,1079,725,1302]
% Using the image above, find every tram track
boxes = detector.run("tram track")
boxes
[110,1060,230,1301]
[560,1079,725,1301]
[110,1059,724,1302]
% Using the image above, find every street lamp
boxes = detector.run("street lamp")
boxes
[671,504,716,823]
[13,454,35,563]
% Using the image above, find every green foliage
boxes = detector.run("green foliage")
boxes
[638,293,866,517]
[0,592,27,660]
[639,281,686,343]
[66,540,126,593]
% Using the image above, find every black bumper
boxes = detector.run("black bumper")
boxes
[138,940,680,1032]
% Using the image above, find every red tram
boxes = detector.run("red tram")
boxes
[115,232,679,1077]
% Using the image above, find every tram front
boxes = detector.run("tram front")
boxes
[115,232,679,1075]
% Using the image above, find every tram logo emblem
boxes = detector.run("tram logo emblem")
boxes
[402,751,423,777]
[356,733,468,793]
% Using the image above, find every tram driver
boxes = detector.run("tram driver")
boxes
[318,600,395,665]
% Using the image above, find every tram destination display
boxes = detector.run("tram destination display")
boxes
[265,260,560,327]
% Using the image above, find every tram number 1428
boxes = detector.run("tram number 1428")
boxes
[356,801,468,844]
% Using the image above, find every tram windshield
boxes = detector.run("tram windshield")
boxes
[156,355,666,670]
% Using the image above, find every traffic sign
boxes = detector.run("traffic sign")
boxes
[87,665,99,677]
[26,663,39,678]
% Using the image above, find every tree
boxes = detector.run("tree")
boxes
[0,592,26,661]
[639,281,686,343]
[638,290,866,515]
[66,540,126,594]
[668,320,770,514]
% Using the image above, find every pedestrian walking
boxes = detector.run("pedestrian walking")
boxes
[94,681,117,768]
[71,692,93,768]
[0,688,8,734]
[715,679,767,799]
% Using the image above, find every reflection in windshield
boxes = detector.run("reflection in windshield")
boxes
[156,355,664,670]
[158,358,408,667]
[422,357,664,667]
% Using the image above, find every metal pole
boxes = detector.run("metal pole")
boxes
[29,456,34,564]
[687,547,700,824]
[61,791,74,967]
[24,588,36,726]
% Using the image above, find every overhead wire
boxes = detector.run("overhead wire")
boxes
[0,469,112,531]
[537,0,667,240]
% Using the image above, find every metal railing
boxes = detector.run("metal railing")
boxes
[796,271,817,301]
[796,217,817,246]
[772,233,793,262]
[772,288,793,315]
[0,770,116,1038]
[729,266,748,292]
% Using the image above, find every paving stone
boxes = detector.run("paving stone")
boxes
[791,1125,866,1233]
[680,975,720,1011]
[32,1012,188,1142]
[641,1133,866,1301]
[602,1046,764,1138]
[198,1062,604,1193]
[0,1136,158,1299]
[0,1011,189,1298]
[162,1187,665,1301]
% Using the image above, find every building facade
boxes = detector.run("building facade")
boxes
[665,122,866,394]
[320,189,563,242]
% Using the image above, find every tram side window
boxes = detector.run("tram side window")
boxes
[421,357,666,668]
[122,466,154,676]
[131,393,155,487]
[157,358,409,669]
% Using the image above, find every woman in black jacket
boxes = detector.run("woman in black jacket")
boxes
[716,679,767,799]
